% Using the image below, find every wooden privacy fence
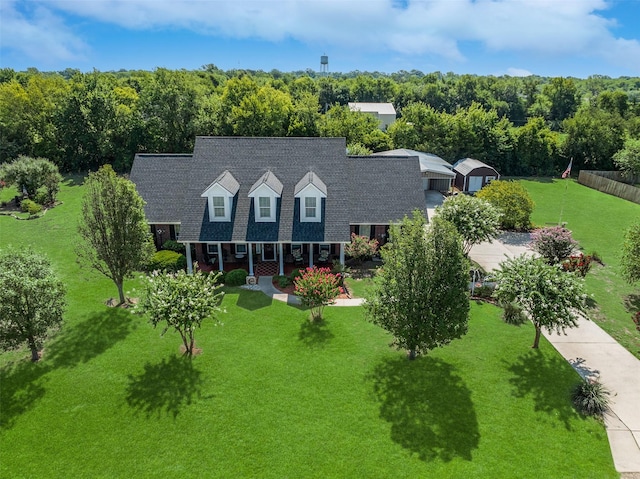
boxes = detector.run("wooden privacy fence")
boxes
[578,170,640,205]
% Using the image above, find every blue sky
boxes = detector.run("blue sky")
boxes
[1,0,640,78]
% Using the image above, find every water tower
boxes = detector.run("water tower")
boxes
[320,55,328,75]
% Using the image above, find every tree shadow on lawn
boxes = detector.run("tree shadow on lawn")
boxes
[367,356,479,462]
[0,308,135,430]
[235,288,273,311]
[125,355,205,419]
[298,318,335,347]
[0,360,49,430]
[506,349,580,430]
[46,308,136,369]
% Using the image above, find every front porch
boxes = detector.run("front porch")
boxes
[185,241,346,276]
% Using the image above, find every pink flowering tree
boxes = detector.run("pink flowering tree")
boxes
[294,266,342,322]
[530,226,578,264]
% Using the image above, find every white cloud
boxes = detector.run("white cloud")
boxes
[0,1,88,64]
[3,0,640,73]
[506,68,533,77]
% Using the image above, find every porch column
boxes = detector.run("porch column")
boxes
[339,243,345,266]
[185,242,193,274]
[278,243,284,276]
[248,242,254,276]
[217,242,223,271]
[309,243,314,268]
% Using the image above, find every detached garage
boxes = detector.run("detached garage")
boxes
[453,158,500,193]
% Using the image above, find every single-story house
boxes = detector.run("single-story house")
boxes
[373,149,455,193]
[348,102,397,131]
[452,158,500,193]
[129,137,426,277]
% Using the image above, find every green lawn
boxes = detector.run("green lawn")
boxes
[0,177,617,478]
[522,178,640,358]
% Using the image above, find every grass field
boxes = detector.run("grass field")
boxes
[522,178,640,358]
[0,178,618,478]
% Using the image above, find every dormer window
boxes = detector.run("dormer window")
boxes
[248,171,283,223]
[295,172,327,223]
[258,196,272,219]
[201,170,239,222]
[212,196,226,218]
[304,196,317,219]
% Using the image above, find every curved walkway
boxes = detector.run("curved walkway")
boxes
[470,235,640,475]
[251,276,364,306]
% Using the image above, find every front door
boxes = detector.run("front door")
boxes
[262,243,276,261]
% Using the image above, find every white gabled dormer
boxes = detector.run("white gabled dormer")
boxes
[248,171,283,223]
[295,172,327,223]
[201,170,239,222]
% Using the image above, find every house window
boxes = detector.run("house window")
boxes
[235,244,247,254]
[258,197,271,219]
[207,244,219,255]
[305,196,317,218]
[485,176,496,183]
[212,196,226,218]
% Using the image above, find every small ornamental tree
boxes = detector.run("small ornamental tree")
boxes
[345,233,379,266]
[530,226,578,264]
[435,194,502,254]
[613,138,640,178]
[138,269,224,357]
[0,248,66,362]
[476,180,534,230]
[621,221,640,285]
[493,255,587,349]
[365,212,470,360]
[0,155,63,204]
[294,266,342,322]
[77,165,155,305]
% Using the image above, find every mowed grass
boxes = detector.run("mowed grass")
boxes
[0,178,616,478]
[522,178,640,358]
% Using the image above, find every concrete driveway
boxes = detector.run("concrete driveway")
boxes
[469,232,535,272]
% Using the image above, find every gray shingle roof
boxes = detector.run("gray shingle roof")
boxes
[130,137,427,244]
[453,158,499,176]
[129,154,193,223]
[373,148,454,176]
[346,155,426,225]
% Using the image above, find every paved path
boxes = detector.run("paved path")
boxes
[469,235,640,474]
[249,276,364,306]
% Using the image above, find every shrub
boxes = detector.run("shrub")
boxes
[33,189,48,206]
[472,284,494,299]
[148,250,186,272]
[225,268,248,286]
[275,275,291,288]
[345,233,379,264]
[290,268,305,282]
[501,301,527,325]
[210,270,225,285]
[161,240,186,254]
[20,199,42,216]
[530,226,577,264]
[561,253,593,277]
[476,180,534,230]
[571,379,610,418]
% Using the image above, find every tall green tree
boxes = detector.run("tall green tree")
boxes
[435,194,502,254]
[138,269,224,356]
[0,248,66,362]
[318,104,379,145]
[493,255,587,348]
[0,155,62,203]
[365,212,469,360]
[230,85,293,136]
[77,165,155,305]
[613,138,640,178]
[621,221,640,285]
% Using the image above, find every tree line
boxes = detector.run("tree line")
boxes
[1,66,639,175]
